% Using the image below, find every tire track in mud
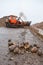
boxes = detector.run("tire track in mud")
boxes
[29,26,43,41]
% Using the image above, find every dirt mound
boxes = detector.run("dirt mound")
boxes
[33,22,43,29]
[0,15,17,27]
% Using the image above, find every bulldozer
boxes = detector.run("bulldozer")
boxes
[5,13,31,28]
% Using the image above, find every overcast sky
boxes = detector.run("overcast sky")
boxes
[0,0,43,24]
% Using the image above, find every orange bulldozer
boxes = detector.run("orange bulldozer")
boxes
[5,13,31,28]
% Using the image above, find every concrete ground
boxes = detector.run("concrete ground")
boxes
[0,27,43,65]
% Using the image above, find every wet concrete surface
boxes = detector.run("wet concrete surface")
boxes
[0,27,43,65]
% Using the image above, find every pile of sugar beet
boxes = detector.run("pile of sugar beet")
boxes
[8,39,43,56]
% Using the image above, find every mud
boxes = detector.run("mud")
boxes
[0,27,43,65]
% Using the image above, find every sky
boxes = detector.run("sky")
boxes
[0,0,43,24]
